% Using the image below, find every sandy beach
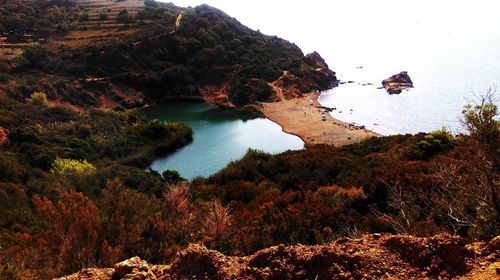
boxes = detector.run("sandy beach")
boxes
[261,92,380,146]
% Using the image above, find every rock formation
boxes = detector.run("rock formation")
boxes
[57,234,499,280]
[305,51,338,89]
[382,71,414,94]
[306,51,329,69]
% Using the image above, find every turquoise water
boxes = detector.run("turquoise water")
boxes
[142,103,304,180]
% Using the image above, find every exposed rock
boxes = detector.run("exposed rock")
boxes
[305,51,338,89]
[383,233,467,278]
[55,268,114,280]
[306,51,329,68]
[168,243,239,280]
[57,234,499,280]
[312,66,338,89]
[486,236,500,254]
[113,256,150,278]
[382,71,413,94]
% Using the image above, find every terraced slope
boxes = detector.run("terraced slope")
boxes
[48,0,146,49]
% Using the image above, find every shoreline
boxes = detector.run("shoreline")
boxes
[261,92,380,146]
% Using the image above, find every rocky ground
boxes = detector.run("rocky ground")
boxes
[57,234,499,280]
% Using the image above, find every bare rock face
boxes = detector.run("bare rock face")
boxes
[57,234,499,280]
[306,51,329,68]
[382,71,413,94]
[383,234,468,278]
[486,236,500,254]
[113,256,151,278]
[168,243,238,279]
[304,51,338,89]
[54,268,114,280]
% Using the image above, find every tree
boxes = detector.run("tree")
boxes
[406,129,455,160]
[22,43,48,68]
[164,182,195,239]
[98,13,108,21]
[372,180,417,234]
[435,91,500,239]
[203,200,231,251]
[116,9,133,24]
[33,192,102,275]
[79,13,89,22]
[162,169,183,185]
[461,89,500,168]
[0,126,7,145]
[144,0,158,8]
[461,91,500,228]
[141,182,196,262]
[100,178,144,265]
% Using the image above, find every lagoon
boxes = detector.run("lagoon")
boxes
[142,103,304,180]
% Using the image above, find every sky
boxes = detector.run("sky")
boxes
[160,0,500,135]
[163,0,500,60]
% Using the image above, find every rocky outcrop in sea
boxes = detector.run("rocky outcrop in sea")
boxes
[382,71,413,94]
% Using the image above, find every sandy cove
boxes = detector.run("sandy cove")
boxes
[261,92,380,146]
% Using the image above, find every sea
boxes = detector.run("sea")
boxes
[171,0,500,135]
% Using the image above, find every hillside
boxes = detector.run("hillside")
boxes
[0,0,337,110]
[0,1,498,279]
[0,99,497,278]
[60,234,500,280]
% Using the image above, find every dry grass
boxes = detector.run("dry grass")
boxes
[77,22,127,28]
[0,47,22,60]
[58,29,134,39]
[46,27,139,49]
[76,0,144,9]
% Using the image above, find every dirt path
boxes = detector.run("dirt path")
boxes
[268,71,287,101]
[261,92,380,146]
[170,12,183,34]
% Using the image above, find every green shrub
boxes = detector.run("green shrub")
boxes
[50,158,96,175]
[228,78,275,106]
[405,129,455,160]
[79,13,89,21]
[116,9,134,24]
[22,43,49,68]
[99,13,108,21]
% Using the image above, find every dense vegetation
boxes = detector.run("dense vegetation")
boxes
[0,0,498,279]
[0,93,195,278]
[1,0,336,109]
[77,2,336,105]
[0,92,497,279]
[0,0,78,40]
